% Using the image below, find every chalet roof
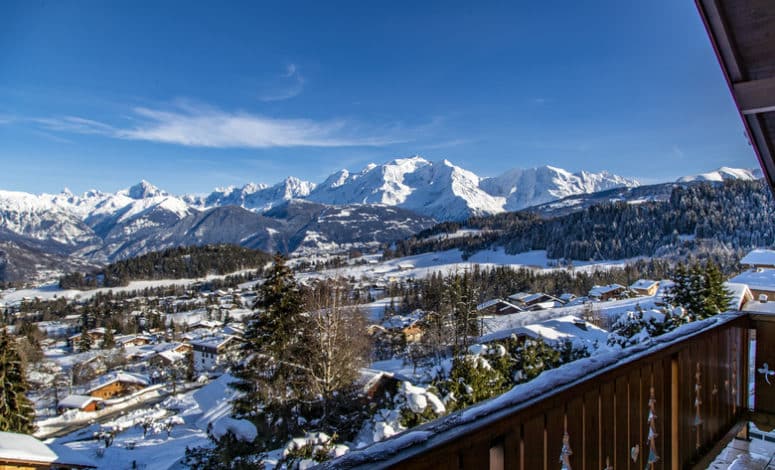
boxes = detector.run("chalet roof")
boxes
[725,281,753,310]
[729,269,775,292]
[476,298,502,311]
[696,0,775,191]
[630,279,658,290]
[58,394,101,409]
[189,334,238,350]
[157,350,186,363]
[86,371,150,394]
[507,292,531,302]
[0,431,57,464]
[743,298,775,314]
[741,249,775,267]
[589,284,626,297]
[479,315,608,347]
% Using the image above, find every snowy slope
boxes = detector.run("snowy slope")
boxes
[480,165,639,211]
[195,177,315,213]
[676,166,763,183]
[308,157,505,220]
[0,190,99,248]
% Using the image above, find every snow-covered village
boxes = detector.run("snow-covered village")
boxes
[3,1,775,469]
[0,239,771,469]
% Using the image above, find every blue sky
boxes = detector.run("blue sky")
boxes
[0,0,757,194]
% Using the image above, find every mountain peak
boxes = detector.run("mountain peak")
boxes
[677,167,762,183]
[126,180,167,199]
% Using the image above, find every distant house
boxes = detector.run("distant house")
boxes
[401,324,424,343]
[68,328,109,349]
[729,269,775,301]
[629,280,660,297]
[397,263,415,271]
[741,249,775,269]
[171,342,193,354]
[118,334,153,348]
[86,372,150,399]
[558,293,577,304]
[476,299,524,316]
[507,292,563,309]
[57,394,103,414]
[589,284,627,301]
[150,350,186,369]
[190,335,242,372]
[479,315,609,351]
[359,369,400,400]
[725,282,754,311]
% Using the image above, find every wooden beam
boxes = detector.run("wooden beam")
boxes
[696,0,744,82]
[734,77,775,115]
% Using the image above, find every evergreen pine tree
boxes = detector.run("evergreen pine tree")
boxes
[102,327,115,349]
[231,254,306,444]
[687,263,709,318]
[0,331,36,433]
[77,330,92,352]
[704,261,732,315]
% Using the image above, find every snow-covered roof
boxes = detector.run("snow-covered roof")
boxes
[58,394,101,409]
[480,315,608,347]
[507,292,531,302]
[630,279,658,290]
[741,249,775,267]
[725,282,753,310]
[0,431,57,464]
[189,334,238,350]
[729,269,775,292]
[589,284,626,297]
[158,350,185,363]
[86,371,150,394]
[743,299,775,314]
[476,299,501,311]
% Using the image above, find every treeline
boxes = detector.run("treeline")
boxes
[385,180,774,262]
[382,259,674,317]
[59,244,271,289]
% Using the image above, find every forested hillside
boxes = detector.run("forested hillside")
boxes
[59,244,272,289]
[387,180,774,262]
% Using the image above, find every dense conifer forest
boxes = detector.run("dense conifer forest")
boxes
[385,180,775,263]
[59,244,272,289]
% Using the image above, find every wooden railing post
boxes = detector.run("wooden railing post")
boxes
[671,356,679,470]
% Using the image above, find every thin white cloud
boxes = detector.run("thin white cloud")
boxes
[34,103,405,148]
[259,63,305,102]
[671,145,686,160]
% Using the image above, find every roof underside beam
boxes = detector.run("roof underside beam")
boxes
[695,0,775,193]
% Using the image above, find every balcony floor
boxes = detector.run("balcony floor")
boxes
[707,424,775,469]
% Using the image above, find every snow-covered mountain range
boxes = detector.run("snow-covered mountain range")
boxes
[0,156,760,280]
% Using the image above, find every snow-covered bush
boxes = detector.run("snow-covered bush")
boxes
[355,381,446,447]
[607,307,681,348]
[280,432,348,469]
[434,348,508,412]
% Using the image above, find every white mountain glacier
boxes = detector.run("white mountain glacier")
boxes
[307,157,505,220]
[0,190,98,249]
[480,165,640,211]
[196,177,315,213]
[677,166,763,183]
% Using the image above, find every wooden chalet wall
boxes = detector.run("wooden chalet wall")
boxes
[383,317,748,470]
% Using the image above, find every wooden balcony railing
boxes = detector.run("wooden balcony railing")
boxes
[327,313,756,469]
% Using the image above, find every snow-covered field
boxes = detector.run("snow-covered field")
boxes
[48,375,240,470]
[296,248,635,284]
[0,269,256,306]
